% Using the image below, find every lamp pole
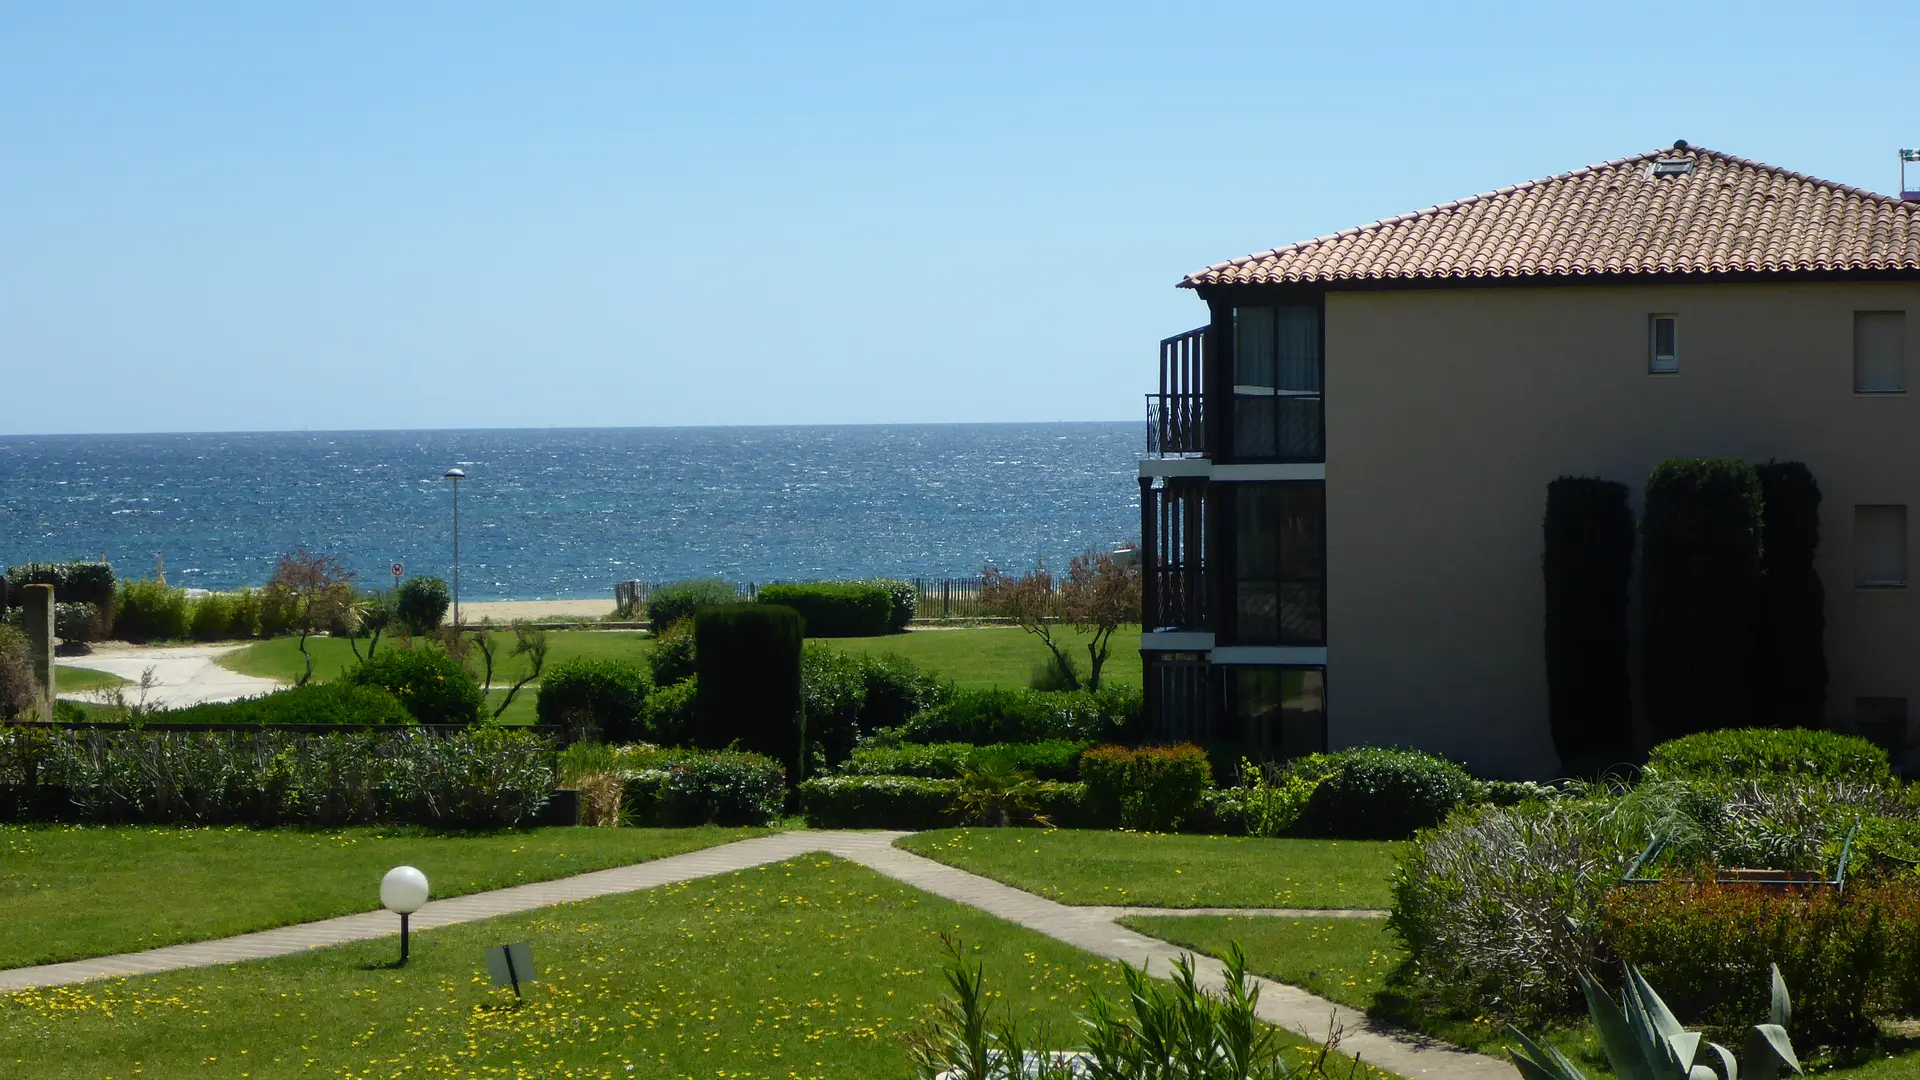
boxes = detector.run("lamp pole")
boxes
[444,468,465,626]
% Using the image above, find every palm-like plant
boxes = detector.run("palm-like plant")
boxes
[954,756,1050,828]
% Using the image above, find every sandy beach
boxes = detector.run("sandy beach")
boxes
[454,598,618,623]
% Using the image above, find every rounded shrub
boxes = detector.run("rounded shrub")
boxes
[865,579,916,632]
[853,652,946,730]
[645,579,739,629]
[1295,747,1477,839]
[1645,727,1890,786]
[115,579,190,642]
[161,681,416,726]
[396,576,451,634]
[641,677,697,745]
[344,647,484,725]
[536,659,651,741]
[1079,743,1213,831]
[801,643,865,766]
[755,581,894,637]
[647,617,696,686]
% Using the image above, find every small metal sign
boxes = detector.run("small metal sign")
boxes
[485,942,535,997]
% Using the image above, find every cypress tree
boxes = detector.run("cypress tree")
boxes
[1641,458,1765,743]
[1754,461,1827,728]
[694,603,806,779]
[1542,477,1635,773]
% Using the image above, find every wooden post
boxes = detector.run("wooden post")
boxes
[23,583,54,715]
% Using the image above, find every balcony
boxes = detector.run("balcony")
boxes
[1141,475,1209,631]
[1146,326,1207,457]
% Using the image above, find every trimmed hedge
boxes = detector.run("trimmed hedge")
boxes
[1293,747,1476,839]
[5,562,116,611]
[841,739,1089,781]
[343,647,484,725]
[867,578,916,631]
[536,659,651,741]
[149,682,416,726]
[1641,458,1765,742]
[0,726,554,827]
[618,749,785,826]
[6,602,108,644]
[115,579,190,642]
[757,581,895,638]
[894,685,1140,745]
[646,580,739,629]
[1754,461,1827,729]
[1080,744,1212,831]
[1542,477,1634,772]
[797,774,1086,829]
[694,604,805,778]
[1644,727,1890,785]
[396,575,450,634]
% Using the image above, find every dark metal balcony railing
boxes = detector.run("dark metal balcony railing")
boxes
[1148,561,1210,631]
[1146,326,1207,456]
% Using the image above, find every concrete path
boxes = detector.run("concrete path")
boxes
[0,831,1513,1079]
[1107,905,1387,919]
[55,643,281,707]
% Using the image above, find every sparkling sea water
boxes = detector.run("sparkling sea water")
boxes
[0,424,1141,600]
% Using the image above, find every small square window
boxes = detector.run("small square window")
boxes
[1648,315,1678,373]
[1855,504,1908,587]
[1854,311,1905,392]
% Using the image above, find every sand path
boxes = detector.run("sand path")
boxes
[55,644,281,708]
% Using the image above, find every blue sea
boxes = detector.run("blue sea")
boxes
[0,424,1141,600]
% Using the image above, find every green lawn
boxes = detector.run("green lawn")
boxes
[897,828,1404,909]
[53,666,129,695]
[215,630,655,686]
[828,626,1143,690]
[0,856,1403,1080]
[0,823,766,969]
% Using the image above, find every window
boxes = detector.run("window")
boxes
[1648,314,1678,373]
[1855,504,1908,587]
[1854,311,1906,393]
[1232,306,1323,460]
[1855,697,1909,757]
[1229,668,1327,758]
[1235,483,1325,645]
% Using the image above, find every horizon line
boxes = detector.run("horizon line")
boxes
[0,418,1139,440]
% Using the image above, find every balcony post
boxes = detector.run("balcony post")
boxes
[1139,476,1157,630]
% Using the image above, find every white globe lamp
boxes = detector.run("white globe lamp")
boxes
[381,865,430,964]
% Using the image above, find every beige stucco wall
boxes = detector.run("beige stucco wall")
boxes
[1324,280,1920,778]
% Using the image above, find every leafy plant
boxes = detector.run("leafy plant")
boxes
[645,579,739,628]
[0,624,44,720]
[641,677,698,745]
[952,756,1050,827]
[1508,964,1801,1080]
[395,575,451,635]
[1294,747,1476,840]
[114,578,191,642]
[647,616,697,686]
[344,646,484,725]
[1080,743,1212,831]
[896,685,1140,745]
[756,581,895,637]
[1644,728,1889,786]
[536,658,650,741]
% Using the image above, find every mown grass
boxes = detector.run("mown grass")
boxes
[215,630,654,686]
[0,856,1404,1080]
[0,823,767,969]
[52,666,129,695]
[897,828,1404,910]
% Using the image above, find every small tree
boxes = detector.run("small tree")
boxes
[1061,550,1141,691]
[346,589,394,663]
[491,623,550,720]
[267,547,357,686]
[981,558,1076,690]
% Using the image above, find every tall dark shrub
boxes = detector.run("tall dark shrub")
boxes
[1642,458,1764,742]
[1542,477,1635,773]
[1754,461,1826,728]
[695,604,805,780]
[395,576,450,634]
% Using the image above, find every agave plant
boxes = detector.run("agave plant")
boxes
[1509,963,1802,1080]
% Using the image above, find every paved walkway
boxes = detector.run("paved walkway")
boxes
[0,831,1512,1079]
[55,643,281,707]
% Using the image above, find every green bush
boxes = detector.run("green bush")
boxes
[256,584,300,638]
[6,726,553,827]
[395,575,450,634]
[854,651,948,729]
[797,775,958,829]
[695,604,805,778]
[11,601,110,644]
[895,685,1140,745]
[187,592,257,641]
[1642,458,1764,742]
[756,581,894,637]
[1754,461,1827,729]
[801,643,865,767]
[646,579,739,628]
[647,617,696,686]
[618,749,785,826]
[5,562,116,611]
[536,659,651,741]
[1645,727,1890,785]
[1294,747,1476,840]
[1542,477,1635,773]
[154,682,416,726]
[1079,744,1212,831]
[840,740,1089,781]
[866,578,916,631]
[640,677,697,745]
[0,625,41,720]
[1601,878,1920,1050]
[115,579,190,642]
[343,647,484,725]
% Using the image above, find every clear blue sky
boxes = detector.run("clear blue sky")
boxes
[4,2,1916,435]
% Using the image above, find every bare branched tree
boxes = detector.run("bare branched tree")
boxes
[981,558,1078,690]
[267,548,357,686]
[1061,550,1141,691]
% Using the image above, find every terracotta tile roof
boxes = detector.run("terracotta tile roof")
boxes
[1183,144,1920,288]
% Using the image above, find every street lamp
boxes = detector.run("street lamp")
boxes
[380,865,430,965]
[444,467,465,626]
